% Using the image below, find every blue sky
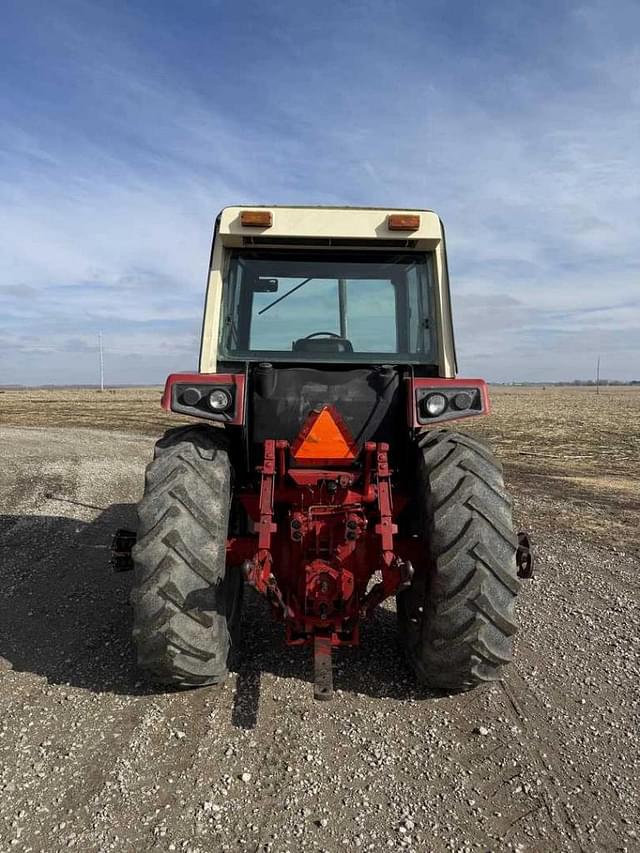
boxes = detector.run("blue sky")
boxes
[1,0,638,384]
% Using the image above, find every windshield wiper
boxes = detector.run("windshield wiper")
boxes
[257,278,313,315]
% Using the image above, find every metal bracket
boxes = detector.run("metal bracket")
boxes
[359,442,413,616]
[242,440,292,619]
[110,528,136,572]
[313,633,333,701]
[516,531,534,579]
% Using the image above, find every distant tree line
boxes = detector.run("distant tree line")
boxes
[567,379,640,386]
[498,380,640,386]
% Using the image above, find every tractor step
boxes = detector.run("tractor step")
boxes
[111,528,136,572]
[313,634,334,701]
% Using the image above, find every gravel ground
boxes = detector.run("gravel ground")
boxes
[0,425,638,853]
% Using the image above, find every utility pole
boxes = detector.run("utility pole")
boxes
[98,332,104,392]
[596,354,600,395]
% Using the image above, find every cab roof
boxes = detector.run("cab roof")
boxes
[216,205,444,247]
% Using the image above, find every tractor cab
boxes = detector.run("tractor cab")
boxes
[162,207,487,473]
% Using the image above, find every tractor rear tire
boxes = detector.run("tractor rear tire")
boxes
[398,430,520,690]
[130,425,241,687]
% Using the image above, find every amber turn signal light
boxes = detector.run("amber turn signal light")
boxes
[240,210,273,227]
[387,213,420,231]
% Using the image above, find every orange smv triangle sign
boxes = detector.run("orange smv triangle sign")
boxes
[291,406,357,465]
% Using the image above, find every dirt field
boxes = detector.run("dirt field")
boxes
[2,384,638,553]
[1,386,639,852]
[468,386,640,555]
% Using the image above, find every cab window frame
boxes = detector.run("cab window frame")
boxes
[217,248,437,364]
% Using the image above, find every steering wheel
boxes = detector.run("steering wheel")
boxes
[303,331,343,339]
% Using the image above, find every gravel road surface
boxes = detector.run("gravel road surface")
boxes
[1,425,638,852]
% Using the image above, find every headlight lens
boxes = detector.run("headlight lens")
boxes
[208,388,232,411]
[181,387,202,406]
[423,392,448,417]
[452,391,473,411]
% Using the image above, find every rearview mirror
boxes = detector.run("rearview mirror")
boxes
[253,278,279,293]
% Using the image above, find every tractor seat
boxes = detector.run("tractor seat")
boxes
[292,337,354,354]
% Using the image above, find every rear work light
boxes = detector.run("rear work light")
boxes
[422,393,448,417]
[451,391,473,411]
[409,378,489,427]
[240,210,273,227]
[388,213,420,231]
[161,373,245,424]
[208,388,233,411]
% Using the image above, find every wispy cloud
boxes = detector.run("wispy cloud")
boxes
[0,0,638,384]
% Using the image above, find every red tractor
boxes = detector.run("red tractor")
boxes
[124,206,529,700]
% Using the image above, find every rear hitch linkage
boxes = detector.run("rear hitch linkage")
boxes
[241,439,411,701]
